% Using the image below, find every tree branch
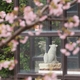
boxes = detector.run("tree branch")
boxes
[0,0,78,47]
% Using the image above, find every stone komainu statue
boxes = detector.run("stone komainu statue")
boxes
[43,44,58,63]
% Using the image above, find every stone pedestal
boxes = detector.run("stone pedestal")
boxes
[39,62,61,70]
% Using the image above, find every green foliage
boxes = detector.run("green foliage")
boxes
[0,46,13,60]
[20,41,30,70]
[40,0,46,4]
[19,0,28,7]
[0,68,14,78]
[0,0,13,13]
[20,52,30,70]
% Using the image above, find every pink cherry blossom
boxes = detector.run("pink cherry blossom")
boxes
[77,0,80,3]
[11,47,16,52]
[0,11,6,18]
[49,3,63,16]
[11,40,19,51]
[63,2,71,10]
[0,24,13,38]
[64,22,74,28]
[24,6,37,25]
[6,24,13,32]
[60,49,70,56]
[73,15,79,20]
[20,36,28,44]
[72,15,80,27]
[69,31,75,36]
[3,61,10,69]
[8,60,16,70]
[76,39,80,44]
[65,42,76,51]
[0,19,4,22]
[65,51,70,56]
[58,30,68,39]
[5,13,17,23]
[9,63,15,70]
[64,15,80,29]
[35,29,42,35]
[25,76,32,80]
[5,0,12,3]
[49,0,63,16]
[73,47,80,55]
[14,7,19,11]
[43,73,57,80]
[60,49,67,54]
[0,60,17,70]
[19,20,26,27]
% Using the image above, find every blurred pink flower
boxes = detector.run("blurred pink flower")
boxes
[6,24,13,31]
[14,7,18,11]
[20,36,28,44]
[64,22,74,28]
[19,20,26,27]
[11,47,16,52]
[35,29,42,35]
[49,4,63,16]
[5,13,17,23]
[43,73,57,80]
[49,0,63,16]
[77,0,80,3]
[60,49,67,54]
[24,6,37,25]
[60,49,70,56]
[25,76,32,80]
[70,31,75,36]
[63,2,71,10]
[65,51,70,56]
[3,61,10,69]
[11,40,19,51]
[76,40,80,44]
[0,19,4,22]
[9,60,16,70]
[65,42,76,51]
[72,15,80,27]
[73,47,80,55]
[5,0,12,3]
[58,30,67,39]
[0,11,6,18]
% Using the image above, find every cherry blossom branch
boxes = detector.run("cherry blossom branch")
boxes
[0,18,41,47]
[0,3,50,47]
[0,0,79,48]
